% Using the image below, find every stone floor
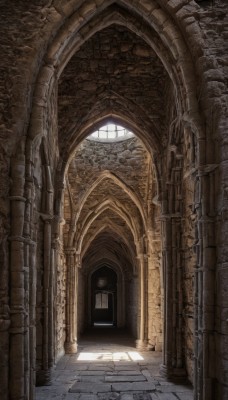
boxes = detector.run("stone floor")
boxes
[36,328,193,400]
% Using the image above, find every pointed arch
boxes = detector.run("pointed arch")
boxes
[64,96,163,161]
[73,170,147,229]
[75,198,143,255]
[81,220,137,274]
[29,0,204,151]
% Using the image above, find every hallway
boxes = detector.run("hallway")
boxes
[1,2,228,399]
[36,328,193,400]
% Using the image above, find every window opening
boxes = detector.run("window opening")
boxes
[88,123,134,141]
[95,292,109,309]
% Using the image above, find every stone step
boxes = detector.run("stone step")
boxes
[111,382,156,392]
[105,375,146,382]
[69,383,111,393]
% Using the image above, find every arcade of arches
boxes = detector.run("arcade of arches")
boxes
[0,1,227,400]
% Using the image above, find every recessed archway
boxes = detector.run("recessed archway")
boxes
[90,266,118,327]
[6,2,222,400]
[63,126,161,352]
[33,7,198,389]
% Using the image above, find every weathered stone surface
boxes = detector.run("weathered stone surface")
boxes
[159,385,193,393]
[155,394,178,400]
[105,375,146,382]
[80,395,98,400]
[0,1,228,400]
[69,383,112,393]
[111,383,156,392]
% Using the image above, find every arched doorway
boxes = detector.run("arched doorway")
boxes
[65,127,161,349]
[91,266,117,326]
[6,2,223,400]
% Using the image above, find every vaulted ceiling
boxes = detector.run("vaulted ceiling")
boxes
[64,134,158,276]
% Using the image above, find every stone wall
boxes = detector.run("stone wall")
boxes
[195,4,228,397]
[0,1,227,399]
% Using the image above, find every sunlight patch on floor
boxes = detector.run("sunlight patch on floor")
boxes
[77,351,144,362]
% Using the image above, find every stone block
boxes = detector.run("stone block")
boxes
[105,375,146,382]
[80,395,98,400]
[159,385,192,393]
[156,393,178,400]
[175,394,193,400]
[120,395,134,400]
[65,394,81,400]
[69,383,111,393]
[80,375,104,382]
[80,371,105,375]
[111,382,156,391]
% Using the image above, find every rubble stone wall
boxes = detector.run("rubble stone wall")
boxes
[0,1,227,399]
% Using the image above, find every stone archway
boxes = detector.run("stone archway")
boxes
[90,266,117,326]
[62,129,161,352]
[4,2,225,400]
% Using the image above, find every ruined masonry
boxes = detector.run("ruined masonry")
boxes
[0,1,227,400]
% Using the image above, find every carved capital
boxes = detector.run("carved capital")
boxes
[65,247,76,255]
[9,196,26,202]
[39,212,53,222]
[8,236,35,245]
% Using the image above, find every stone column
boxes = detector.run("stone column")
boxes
[0,306,10,400]
[29,241,36,400]
[160,215,186,378]
[48,246,55,370]
[194,167,217,400]
[51,216,65,363]
[117,274,125,328]
[160,215,173,376]
[9,156,27,400]
[36,216,53,386]
[136,253,148,350]
[65,249,79,353]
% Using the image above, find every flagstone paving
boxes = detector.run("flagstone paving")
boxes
[35,328,193,400]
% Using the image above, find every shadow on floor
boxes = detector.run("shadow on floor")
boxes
[79,326,136,347]
[35,326,193,400]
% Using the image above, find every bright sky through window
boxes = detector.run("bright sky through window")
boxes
[88,124,134,141]
[77,351,144,361]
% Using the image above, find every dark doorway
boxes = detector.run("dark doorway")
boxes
[91,266,117,326]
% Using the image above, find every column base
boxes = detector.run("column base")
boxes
[36,369,52,386]
[160,364,187,382]
[160,364,170,378]
[135,339,148,351]
[65,341,77,354]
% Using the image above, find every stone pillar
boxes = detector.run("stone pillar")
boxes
[194,167,217,400]
[48,246,55,369]
[0,307,10,400]
[36,216,53,386]
[117,274,125,328]
[160,215,173,376]
[25,138,38,400]
[9,155,27,400]
[29,241,36,399]
[51,216,65,363]
[65,249,79,353]
[160,215,186,379]
[136,253,148,350]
